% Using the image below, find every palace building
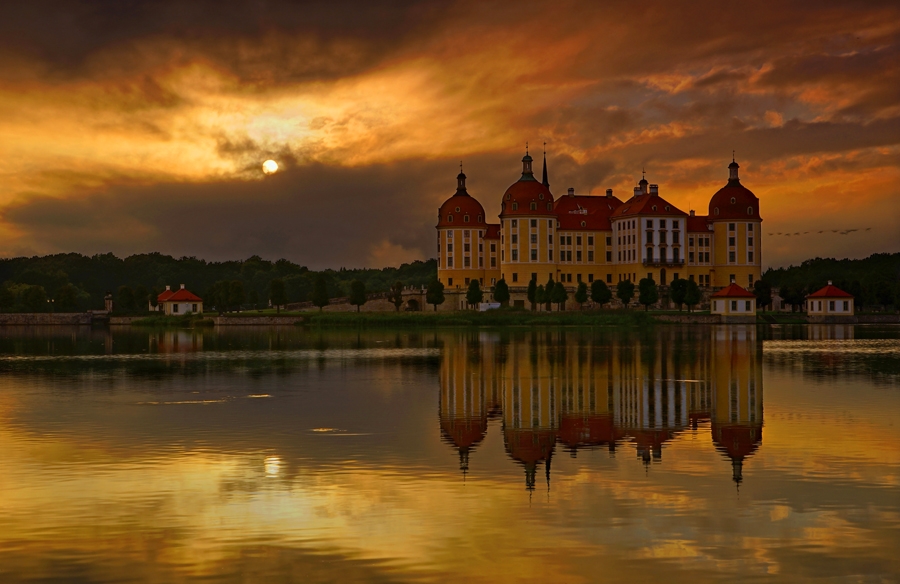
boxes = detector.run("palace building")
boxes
[436,151,762,299]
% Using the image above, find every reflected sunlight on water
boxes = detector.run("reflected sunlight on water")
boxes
[0,325,897,583]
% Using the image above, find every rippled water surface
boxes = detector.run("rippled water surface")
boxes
[0,324,898,583]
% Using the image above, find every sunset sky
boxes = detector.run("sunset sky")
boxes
[1,0,898,269]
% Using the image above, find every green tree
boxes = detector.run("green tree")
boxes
[229,280,246,312]
[550,281,568,310]
[0,286,14,313]
[638,278,658,311]
[56,283,79,312]
[544,276,555,311]
[134,285,148,310]
[349,280,367,312]
[535,284,546,311]
[526,279,537,311]
[269,278,287,313]
[248,289,259,311]
[426,279,445,311]
[574,281,588,307]
[22,285,47,312]
[590,280,612,307]
[493,278,509,307]
[117,285,136,312]
[312,274,330,312]
[387,281,404,312]
[684,279,701,312]
[466,279,483,308]
[753,280,772,311]
[149,287,159,309]
[616,280,635,308]
[874,279,895,310]
[670,278,688,311]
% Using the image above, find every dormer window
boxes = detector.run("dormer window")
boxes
[506,194,511,200]
[464,215,470,223]
[747,207,753,215]
[652,205,658,211]
[581,221,586,227]
[665,206,671,211]
[477,214,482,222]
[512,203,518,211]
[448,215,453,222]
[539,194,544,200]
[714,208,720,215]
[455,206,461,212]
[530,202,537,210]
[730,197,736,204]
[547,203,552,210]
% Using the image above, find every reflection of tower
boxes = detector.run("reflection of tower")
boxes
[711,326,763,485]
[501,331,560,490]
[439,332,496,475]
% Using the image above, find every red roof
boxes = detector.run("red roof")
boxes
[610,192,688,219]
[558,414,623,448]
[503,428,556,463]
[440,416,487,449]
[708,182,762,222]
[159,288,202,302]
[807,284,853,299]
[686,214,711,232]
[483,224,501,239]
[553,194,623,230]
[710,283,756,298]
[499,178,555,217]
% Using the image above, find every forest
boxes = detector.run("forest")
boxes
[0,253,437,312]
[761,252,900,311]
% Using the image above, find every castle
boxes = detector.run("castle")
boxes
[436,150,762,306]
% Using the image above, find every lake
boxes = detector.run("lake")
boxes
[0,324,898,583]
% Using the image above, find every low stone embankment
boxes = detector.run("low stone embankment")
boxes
[0,313,92,325]
[213,316,305,325]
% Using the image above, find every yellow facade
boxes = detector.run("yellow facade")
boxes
[436,156,762,303]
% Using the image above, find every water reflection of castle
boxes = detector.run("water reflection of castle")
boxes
[439,327,762,489]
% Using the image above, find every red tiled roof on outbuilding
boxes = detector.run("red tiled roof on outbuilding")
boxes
[710,283,756,298]
[807,284,853,299]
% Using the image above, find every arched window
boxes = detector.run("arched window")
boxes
[477,214,482,222]
[581,221,586,227]
[652,205,658,211]
[464,215,469,223]
[547,203,552,210]
[448,215,453,222]
[730,197,736,204]
[530,202,537,210]
[512,203,518,211]
[714,208,719,215]
[506,193,511,200]
[665,206,670,211]
[747,207,753,215]
[539,193,544,200]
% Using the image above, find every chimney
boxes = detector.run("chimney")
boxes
[649,184,659,196]
[633,186,642,197]
[606,188,613,198]
[165,285,171,291]
[180,284,185,290]
[828,280,832,286]
[567,187,575,197]
[690,210,695,216]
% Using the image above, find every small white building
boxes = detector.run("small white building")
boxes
[152,285,203,315]
[806,281,854,316]
[710,283,757,317]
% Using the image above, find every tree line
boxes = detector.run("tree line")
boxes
[0,252,437,313]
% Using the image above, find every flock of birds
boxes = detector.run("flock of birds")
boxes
[768,228,872,237]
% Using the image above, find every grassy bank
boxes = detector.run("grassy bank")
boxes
[301,308,659,327]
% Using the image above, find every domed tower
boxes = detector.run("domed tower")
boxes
[437,168,489,291]
[499,149,557,287]
[707,159,763,288]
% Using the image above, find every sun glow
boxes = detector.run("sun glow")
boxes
[262,160,279,174]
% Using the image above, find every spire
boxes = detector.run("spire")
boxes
[456,161,469,195]
[541,142,549,188]
[520,144,535,181]
[728,154,740,185]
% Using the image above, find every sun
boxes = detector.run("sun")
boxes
[262,160,278,174]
